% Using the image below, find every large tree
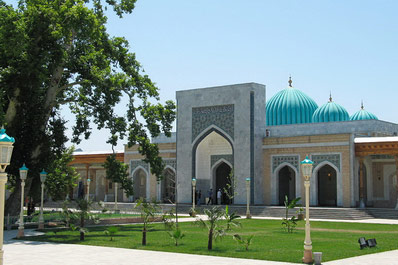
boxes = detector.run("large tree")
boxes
[0,0,176,215]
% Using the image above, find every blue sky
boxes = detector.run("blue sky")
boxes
[65,0,398,151]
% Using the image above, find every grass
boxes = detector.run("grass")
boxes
[24,219,398,263]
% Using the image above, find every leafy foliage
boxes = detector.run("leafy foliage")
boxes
[61,200,78,227]
[103,153,132,196]
[281,196,301,233]
[135,198,160,245]
[233,234,254,251]
[196,206,241,250]
[104,226,119,241]
[75,198,99,241]
[0,0,175,215]
[224,205,241,231]
[168,228,185,246]
[222,168,236,203]
[162,209,185,246]
[45,147,79,201]
[161,209,176,231]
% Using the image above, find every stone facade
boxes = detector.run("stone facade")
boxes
[176,83,265,204]
[70,83,398,208]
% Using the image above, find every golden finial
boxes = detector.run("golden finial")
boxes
[288,76,292,87]
[329,91,333,102]
[361,100,364,109]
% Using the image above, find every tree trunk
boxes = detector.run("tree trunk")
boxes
[80,214,85,241]
[142,228,146,245]
[5,186,21,216]
[208,229,213,250]
[5,177,32,216]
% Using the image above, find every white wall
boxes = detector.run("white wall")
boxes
[196,131,232,182]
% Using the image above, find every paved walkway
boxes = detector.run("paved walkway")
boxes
[4,217,398,265]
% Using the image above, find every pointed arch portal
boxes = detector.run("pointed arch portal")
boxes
[214,162,232,204]
[132,168,147,201]
[162,167,176,203]
[317,164,337,206]
[278,165,296,205]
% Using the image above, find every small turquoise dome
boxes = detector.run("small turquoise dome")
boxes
[350,103,378,121]
[266,79,318,126]
[312,96,349,123]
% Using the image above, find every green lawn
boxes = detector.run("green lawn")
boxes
[24,219,398,263]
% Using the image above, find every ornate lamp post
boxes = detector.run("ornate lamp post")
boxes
[86,178,91,201]
[17,164,28,238]
[191,178,196,212]
[38,170,47,229]
[246,177,251,219]
[0,128,15,265]
[301,156,314,264]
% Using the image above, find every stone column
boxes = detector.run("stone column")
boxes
[85,164,89,197]
[0,173,7,264]
[395,156,398,210]
[359,157,365,208]
[157,181,161,202]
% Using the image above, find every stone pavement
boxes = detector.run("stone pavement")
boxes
[4,217,398,265]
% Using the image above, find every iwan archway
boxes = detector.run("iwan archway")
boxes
[317,164,337,206]
[278,165,296,205]
[212,160,233,204]
[132,167,148,201]
[193,127,233,203]
[161,166,176,203]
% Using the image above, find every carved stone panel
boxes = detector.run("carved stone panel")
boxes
[272,155,299,172]
[192,104,234,142]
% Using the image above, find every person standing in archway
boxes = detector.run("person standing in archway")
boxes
[217,189,222,205]
[207,189,213,205]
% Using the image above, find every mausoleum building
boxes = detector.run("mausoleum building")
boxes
[71,79,398,208]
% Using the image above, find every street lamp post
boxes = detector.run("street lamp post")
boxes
[86,178,91,201]
[0,128,15,265]
[17,164,28,238]
[301,156,314,264]
[39,170,47,229]
[192,178,196,213]
[245,177,251,219]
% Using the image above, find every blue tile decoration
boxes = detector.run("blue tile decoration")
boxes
[272,155,300,173]
[163,159,177,171]
[312,154,341,171]
[370,154,394,160]
[130,160,150,174]
[192,104,234,142]
[211,155,233,168]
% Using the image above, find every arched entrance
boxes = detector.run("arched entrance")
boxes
[193,128,233,204]
[133,168,147,201]
[278,166,296,205]
[162,167,176,203]
[318,164,337,206]
[214,162,232,204]
[358,165,368,206]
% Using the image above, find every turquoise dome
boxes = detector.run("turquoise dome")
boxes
[312,97,349,123]
[266,83,318,126]
[350,105,378,121]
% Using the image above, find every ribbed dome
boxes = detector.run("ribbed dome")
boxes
[350,104,378,121]
[266,82,318,126]
[312,97,349,123]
